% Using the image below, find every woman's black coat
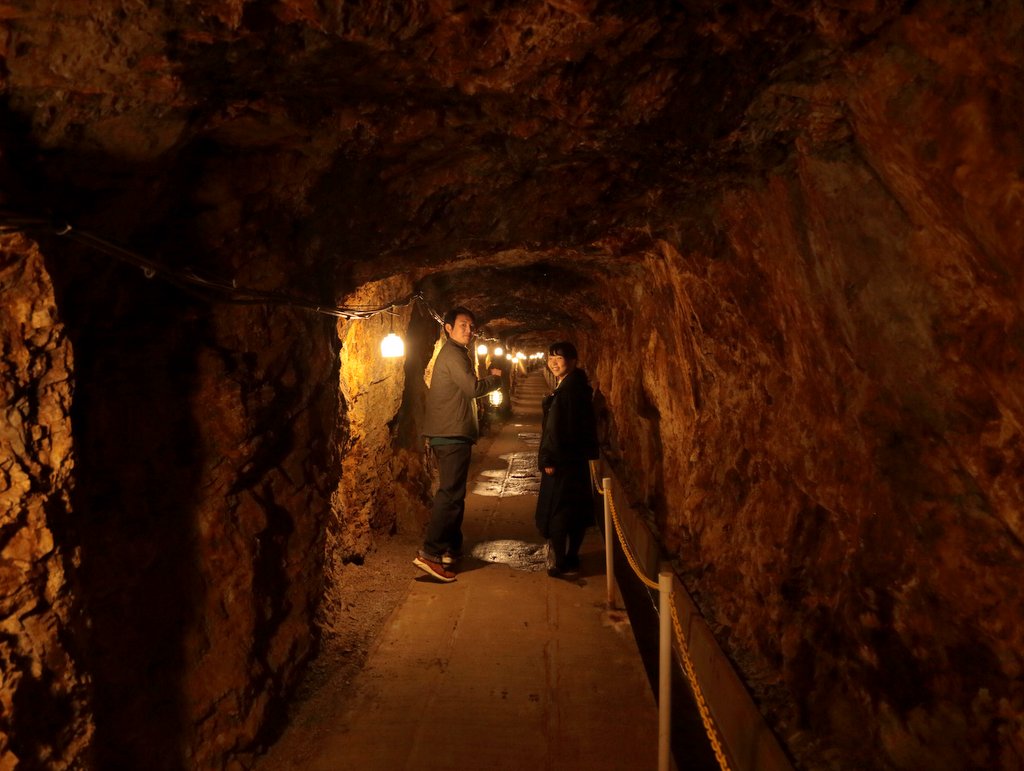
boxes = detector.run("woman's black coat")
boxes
[534,367,600,538]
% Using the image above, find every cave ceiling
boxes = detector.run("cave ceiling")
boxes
[0,0,904,342]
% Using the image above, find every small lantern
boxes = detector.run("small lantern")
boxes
[380,307,405,358]
[380,332,404,358]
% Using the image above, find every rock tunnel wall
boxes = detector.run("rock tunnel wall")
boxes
[0,2,1022,770]
[0,233,91,768]
[320,273,436,639]
[0,230,344,767]
[585,26,1024,768]
[0,232,437,768]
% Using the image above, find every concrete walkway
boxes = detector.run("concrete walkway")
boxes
[303,367,661,770]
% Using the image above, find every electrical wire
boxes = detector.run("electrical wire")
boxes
[0,211,440,323]
[0,211,527,352]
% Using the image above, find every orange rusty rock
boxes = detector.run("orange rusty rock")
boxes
[1,2,1023,769]
[0,233,90,767]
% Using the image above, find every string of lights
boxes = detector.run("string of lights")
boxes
[0,211,542,360]
[1,211,430,321]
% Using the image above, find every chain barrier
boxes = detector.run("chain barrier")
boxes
[669,602,732,771]
[600,473,731,771]
[605,488,660,591]
[589,460,605,496]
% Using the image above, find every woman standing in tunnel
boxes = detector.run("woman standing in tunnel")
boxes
[535,341,600,577]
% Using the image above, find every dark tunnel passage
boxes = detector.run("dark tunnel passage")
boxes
[2,2,1023,769]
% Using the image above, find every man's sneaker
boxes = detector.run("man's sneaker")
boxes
[441,550,463,567]
[413,556,457,583]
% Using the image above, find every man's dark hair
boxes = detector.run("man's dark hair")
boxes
[548,341,578,360]
[444,306,476,328]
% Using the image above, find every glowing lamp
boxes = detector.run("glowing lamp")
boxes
[476,344,488,356]
[494,346,504,356]
[380,332,405,358]
[516,352,526,360]
[488,390,504,406]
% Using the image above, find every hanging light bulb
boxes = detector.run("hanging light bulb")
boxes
[488,390,503,406]
[516,351,526,360]
[381,332,404,358]
[494,346,504,356]
[380,308,405,358]
[476,343,488,356]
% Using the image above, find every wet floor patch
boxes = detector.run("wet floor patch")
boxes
[470,452,541,497]
[470,539,548,572]
[471,469,507,496]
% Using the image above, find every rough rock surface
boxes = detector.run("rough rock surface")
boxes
[1,2,1022,769]
[0,233,91,768]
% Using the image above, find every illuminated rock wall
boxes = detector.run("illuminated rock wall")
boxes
[21,230,342,767]
[0,234,92,768]
[0,1,1022,769]
[321,274,434,637]
[587,10,1023,766]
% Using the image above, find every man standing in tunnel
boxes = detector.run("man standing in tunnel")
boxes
[414,307,503,582]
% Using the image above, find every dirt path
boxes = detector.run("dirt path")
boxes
[252,397,517,768]
[253,368,658,770]
[251,527,420,769]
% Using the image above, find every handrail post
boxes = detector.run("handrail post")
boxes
[658,570,673,771]
[603,477,614,609]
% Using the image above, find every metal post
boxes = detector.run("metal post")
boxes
[659,570,673,771]
[603,477,614,609]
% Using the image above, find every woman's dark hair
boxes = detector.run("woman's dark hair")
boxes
[548,341,578,360]
[444,306,476,327]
